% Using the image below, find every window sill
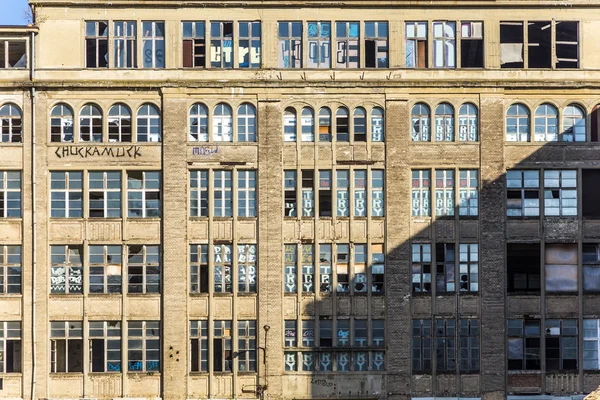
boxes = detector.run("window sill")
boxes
[237,292,257,297]
[49,294,84,298]
[88,372,123,375]
[88,293,123,297]
[410,141,480,145]
[507,292,541,297]
[189,292,210,297]
[49,372,84,376]
[127,371,160,375]
[507,370,541,375]
[126,293,161,297]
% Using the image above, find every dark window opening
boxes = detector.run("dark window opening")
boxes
[507,243,540,293]
[500,22,524,68]
[556,21,579,69]
[528,21,551,68]
[583,170,600,218]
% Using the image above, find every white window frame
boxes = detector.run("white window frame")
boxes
[237,170,256,217]
[108,103,132,142]
[50,171,83,218]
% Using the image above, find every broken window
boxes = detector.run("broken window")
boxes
[436,243,455,293]
[555,21,579,69]
[318,170,332,217]
[458,103,478,141]
[89,321,121,373]
[210,21,233,68]
[435,103,454,142]
[506,103,530,142]
[506,170,540,217]
[182,22,206,68]
[371,107,384,142]
[319,319,332,347]
[213,103,232,142]
[283,108,297,142]
[127,245,160,294]
[190,244,209,293]
[335,107,349,142]
[319,244,332,293]
[545,319,577,371]
[142,21,165,69]
[213,320,232,371]
[435,169,454,217]
[50,321,83,373]
[301,107,314,142]
[433,21,456,68]
[301,170,314,217]
[50,245,83,294]
[136,104,161,142]
[336,170,349,217]
[583,244,600,292]
[460,319,480,372]
[354,244,367,293]
[85,21,108,68]
[88,171,121,218]
[237,103,256,142]
[284,320,297,347]
[411,103,430,141]
[284,170,297,217]
[412,319,432,372]
[237,170,256,217]
[213,244,232,293]
[318,107,332,142]
[460,21,483,68]
[50,171,82,218]
[88,245,122,294]
[353,107,366,142]
[507,243,540,293]
[544,170,577,216]
[534,103,558,142]
[127,171,161,218]
[50,104,74,143]
[302,320,314,347]
[128,320,160,372]
[364,22,388,68]
[562,104,586,142]
[507,319,541,370]
[353,170,367,217]
[545,243,577,292]
[278,22,302,68]
[114,21,136,68]
[500,22,524,68]
[108,104,132,142]
[412,243,432,293]
[0,322,21,373]
[79,104,102,142]
[583,170,600,218]
[190,320,208,372]
[405,22,427,68]
[284,244,297,293]
[371,244,385,293]
[0,103,22,143]
[237,244,257,293]
[190,170,208,217]
[584,319,600,370]
[301,244,314,293]
[528,21,552,68]
[0,40,26,69]
[412,170,431,216]
[371,170,384,217]
[0,171,21,218]
[238,21,261,68]
[336,22,359,68]
[189,103,208,141]
[237,321,257,371]
[459,244,478,292]
[459,170,478,216]
[307,21,331,68]
[0,245,21,295]
[336,244,350,293]
[435,319,456,371]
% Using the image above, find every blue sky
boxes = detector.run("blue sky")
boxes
[0,0,30,25]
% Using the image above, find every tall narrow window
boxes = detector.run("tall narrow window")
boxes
[88,171,121,218]
[459,244,478,292]
[0,171,21,218]
[460,319,480,372]
[353,170,367,217]
[237,321,257,371]
[190,170,208,217]
[336,170,349,217]
[371,170,384,217]
[50,171,82,218]
[435,103,454,142]
[50,321,83,373]
[528,21,551,68]
[213,320,232,371]
[506,103,530,142]
[213,244,232,293]
[534,103,558,142]
[182,22,206,68]
[237,170,256,217]
[459,170,478,216]
[284,170,297,217]
[108,104,132,142]
[354,244,367,293]
[239,21,261,68]
[284,321,297,347]
[238,244,257,293]
[544,170,577,216]
[584,244,600,293]
[412,170,431,216]
[307,22,331,68]
[500,22,524,68]
[555,21,579,69]
[301,170,314,217]
[318,170,332,217]
[435,319,456,371]
[127,245,160,294]
[189,103,209,141]
[50,245,83,294]
[435,170,454,217]
[88,245,122,294]
[0,321,21,373]
[562,104,586,142]
[336,107,349,142]
[210,21,233,68]
[284,108,297,142]
[318,107,332,142]
[412,319,432,372]
[301,244,314,293]
[284,244,297,293]
[79,104,103,142]
[545,319,577,371]
[412,243,432,293]
[405,22,427,68]
[89,321,121,372]
[545,244,577,292]
[319,244,332,293]
[127,171,161,218]
[460,21,484,68]
[364,22,388,68]
[50,104,74,143]
[372,244,385,293]
[237,104,256,142]
[436,243,455,293]
[506,170,540,217]
[302,321,315,347]
[213,170,232,217]
[320,319,333,346]
[142,21,165,69]
[0,104,22,143]
[458,103,478,141]
[583,319,600,370]
[411,103,430,141]
[353,107,367,142]
[0,245,21,294]
[190,245,209,293]
[137,104,161,142]
[507,319,541,370]
[301,107,314,142]
[213,104,233,142]
[190,320,208,372]
[85,21,108,68]
[433,21,456,68]
[114,21,136,68]
[127,321,160,372]
[371,107,384,142]
[278,22,302,68]
[335,22,359,68]
[337,320,350,347]
[336,244,350,293]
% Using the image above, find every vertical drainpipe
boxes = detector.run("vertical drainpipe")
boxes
[30,27,37,400]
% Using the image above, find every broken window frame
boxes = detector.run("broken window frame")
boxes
[543,169,577,216]
[210,21,233,69]
[458,103,478,142]
[190,170,208,217]
[213,103,233,142]
[555,21,579,69]
[364,21,388,68]
[237,320,257,372]
[128,320,160,372]
[412,319,432,372]
[460,319,480,372]
[371,243,385,294]
[237,170,256,217]
[212,170,232,217]
[318,107,332,142]
[136,103,161,143]
[307,21,331,69]
[435,319,456,372]
[301,107,315,142]
[190,244,209,293]
[107,103,132,143]
[213,320,233,372]
[411,170,431,217]
[126,171,161,218]
[460,21,484,68]
[336,244,350,293]
[50,171,83,218]
[114,21,137,68]
[0,40,27,69]
[335,21,360,69]
[318,170,332,217]
[545,319,578,371]
[301,244,315,293]
[353,244,367,293]
[50,245,83,295]
[506,169,540,217]
[142,21,165,69]
[237,244,257,293]
[353,170,367,217]
[561,103,586,142]
[319,319,332,347]
[507,319,541,370]
[85,21,108,68]
[182,21,206,68]
[189,103,209,142]
[50,103,74,143]
[0,245,21,295]
[50,321,83,373]
[88,245,122,294]
[89,321,121,373]
[545,243,578,293]
[0,103,23,143]
[458,169,479,217]
[335,107,349,142]
[0,170,21,218]
[284,244,297,293]
[583,244,600,293]
[583,319,600,370]
[506,103,530,142]
[237,103,256,142]
[435,243,455,293]
[527,21,552,69]
[79,104,103,143]
[213,244,233,293]
[412,243,432,293]
[0,321,21,373]
[500,22,524,69]
[127,245,160,294]
[435,169,454,217]
[432,21,456,68]
[411,103,431,142]
[283,108,297,142]
[405,21,428,68]
[301,170,315,217]
[434,103,454,142]
[238,21,261,68]
[319,244,332,293]
[370,107,384,142]
[353,107,367,142]
[459,243,478,292]
[284,170,297,217]
[534,103,558,142]
[507,243,541,293]
[190,320,208,372]
[278,21,303,68]
[88,171,121,218]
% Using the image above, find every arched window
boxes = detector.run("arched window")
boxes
[108,103,132,142]
[79,104,103,142]
[534,103,558,142]
[213,103,232,142]
[411,103,430,141]
[137,104,161,142]
[0,104,22,143]
[435,103,454,142]
[353,107,367,142]
[50,103,74,143]
[283,108,297,142]
[458,103,478,142]
[562,104,586,142]
[506,104,530,142]
[318,107,331,142]
[336,107,349,142]
[301,107,314,142]
[189,103,209,141]
[370,107,384,142]
[237,103,256,142]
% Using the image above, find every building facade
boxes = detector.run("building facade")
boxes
[1,1,600,399]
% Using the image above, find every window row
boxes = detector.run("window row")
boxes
[411,169,479,217]
[284,243,384,294]
[50,171,160,218]
[50,245,160,295]
[284,318,384,348]
[190,170,256,217]
[411,103,478,142]
[284,351,384,372]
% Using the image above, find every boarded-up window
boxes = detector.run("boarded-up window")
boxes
[545,244,577,292]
